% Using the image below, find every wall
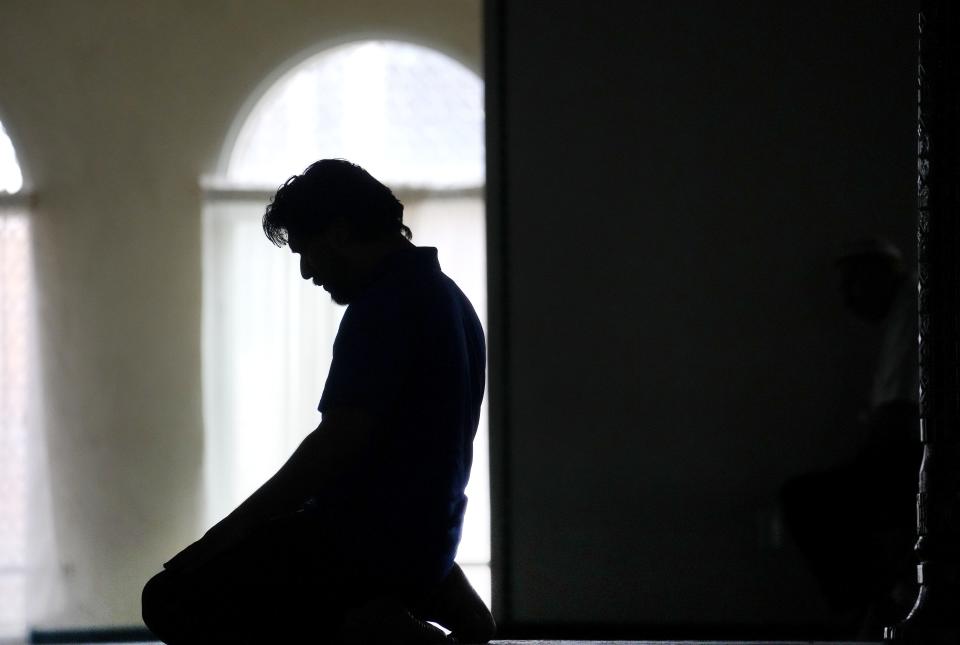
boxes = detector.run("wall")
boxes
[490,0,918,630]
[0,0,480,629]
[0,0,921,633]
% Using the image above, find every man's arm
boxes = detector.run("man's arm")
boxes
[164,407,379,571]
[223,407,379,529]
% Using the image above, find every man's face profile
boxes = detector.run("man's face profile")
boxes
[289,226,357,305]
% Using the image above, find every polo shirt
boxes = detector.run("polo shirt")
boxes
[313,246,485,589]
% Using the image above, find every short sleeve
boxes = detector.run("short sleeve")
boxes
[318,298,414,418]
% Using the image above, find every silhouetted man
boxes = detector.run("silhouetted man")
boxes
[142,159,495,644]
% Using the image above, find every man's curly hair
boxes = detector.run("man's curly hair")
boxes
[263,159,412,247]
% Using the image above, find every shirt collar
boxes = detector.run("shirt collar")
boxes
[379,245,440,276]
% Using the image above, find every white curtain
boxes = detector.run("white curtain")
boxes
[202,199,342,524]
[202,194,491,602]
[0,207,29,638]
[1,207,59,639]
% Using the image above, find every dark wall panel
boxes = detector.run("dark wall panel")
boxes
[489,0,917,628]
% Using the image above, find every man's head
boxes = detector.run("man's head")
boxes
[263,159,412,304]
[836,238,906,323]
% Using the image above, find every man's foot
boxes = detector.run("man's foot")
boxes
[410,563,496,643]
[337,595,449,645]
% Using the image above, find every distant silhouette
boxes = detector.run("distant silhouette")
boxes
[142,159,495,644]
[780,238,921,638]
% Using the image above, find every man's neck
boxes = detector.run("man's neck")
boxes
[353,235,415,286]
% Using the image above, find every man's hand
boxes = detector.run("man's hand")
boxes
[163,520,250,574]
[164,407,380,574]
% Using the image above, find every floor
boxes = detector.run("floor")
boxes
[47,641,876,645]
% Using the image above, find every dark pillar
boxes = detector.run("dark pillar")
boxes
[884,2,960,643]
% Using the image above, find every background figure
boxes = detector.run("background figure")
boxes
[780,238,921,637]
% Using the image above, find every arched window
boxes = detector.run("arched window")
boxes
[0,118,30,639]
[202,40,490,603]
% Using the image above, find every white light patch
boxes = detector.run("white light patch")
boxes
[342,42,388,176]
[0,123,23,194]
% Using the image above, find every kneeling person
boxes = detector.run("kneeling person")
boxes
[142,159,494,644]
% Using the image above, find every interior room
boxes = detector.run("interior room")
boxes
[0,1,937,643]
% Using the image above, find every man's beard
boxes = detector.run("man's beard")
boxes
[324,281,359,306]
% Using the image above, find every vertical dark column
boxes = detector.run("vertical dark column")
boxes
[484,0,512,627]
[885,1,960,642]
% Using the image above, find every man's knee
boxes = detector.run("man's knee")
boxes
[141,570,180,637]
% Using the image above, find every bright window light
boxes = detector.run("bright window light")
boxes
[227,41,484,189]
[204,40,490,607]
[0,122,23,194]
[0,119,28,638]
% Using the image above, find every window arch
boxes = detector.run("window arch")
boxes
[224,40,483,188]
[202,40,490,604]
[0,118,30,639]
